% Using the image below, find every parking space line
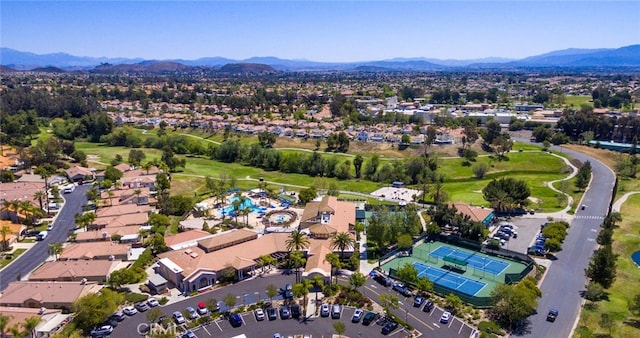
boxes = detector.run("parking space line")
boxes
[215,320,223,332]
[201,325,212,336]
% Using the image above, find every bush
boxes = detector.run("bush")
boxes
[334,289,372,308]
[123,292,149,304]
[478,321,504,336]
[159,297,169,305]
[585,282,606,301]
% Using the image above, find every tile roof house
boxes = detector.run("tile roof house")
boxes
[157,232,290,293]
[300,196,355,239]
[452,202,495,225]
[75,226,141,243]
[91,212,149,230]
[59,242,130,261]
[164,229,214,250]
[0,281,100,310]
[95,204,151,218]
[0,306,68,338]
[65,166,95,182]
[28,260,120,283]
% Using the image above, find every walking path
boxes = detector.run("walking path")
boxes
[612,191,640,212]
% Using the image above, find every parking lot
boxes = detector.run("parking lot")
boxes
[489,217,552,254]
[186,306,411,338]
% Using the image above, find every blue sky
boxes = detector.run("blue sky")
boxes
[1,1,639,62]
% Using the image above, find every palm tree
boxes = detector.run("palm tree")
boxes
[33,190,46,212]
[288,251,307,283]
[48,242,63,261]
[0,313,13,338]
[134,189,142,205]
[330,232,354,258]
[286,230,310,252]
[292,279,312,320]
[1,226,13,252]
[324,253,341,287]
[21,316,40,338]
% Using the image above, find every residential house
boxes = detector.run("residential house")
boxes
[59,242,130,261]
[164,229,214,251]
[0,281,100,310]
[0,306,69,338]
[28,260,120,283]
[65,166,95,182]
[452,202,495,226]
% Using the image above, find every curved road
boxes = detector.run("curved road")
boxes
[0,185,90,291]
[513,143,616,337]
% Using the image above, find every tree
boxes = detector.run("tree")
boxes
[128,149,146,166]
[0,313,12,338]
[379,293,399,318]
[330,232,353,257]
[599,313,614,336]
[298,187,317,205]
[483,119,502,145]
[223,293,236,309]
[575,161,592,191]
[585,244,617,288]
[258,131,276,148]
[445,293,463,315]
[397,233,413,249]
[349,272,366,290]
[490,281,540,328]
[258,254,276,273]
[48,242,63,261]
[161,147,186,172]
[482,177,531,213]
[103,165,123,182]
[146,308,163,324]
[353,154,364,178]
[472,162,490,179]
[20,316,40,338]
[585,282,606,302]
[292,279,312,318]
[628,294,640,318]
[324,252,341,286]
[1,226,12,251]
[286,230,310,252]
[396,262,418,285]
[288,250,307,283]
[73,288,123,332]
[415,276,433,295]
[75,212,96,231]
[333,321,346,335]
[265,284,278,303]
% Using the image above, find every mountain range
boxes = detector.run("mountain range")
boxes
[1,45,639,72]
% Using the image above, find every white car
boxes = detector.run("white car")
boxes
[351,308,364,323]
[440,311,452,324]
[46,224,54,231]
[147,298,159,307]
[255,308,265,321]
[122,306,137,316]
[320,303,330,317]
[90,325,113,336]
[173,311,186,324]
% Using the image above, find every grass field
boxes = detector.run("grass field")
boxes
[74,134,570,211]
[564,95,593,108]
[1,248,27,268]
[574,194,640,338]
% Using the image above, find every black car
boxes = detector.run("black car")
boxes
[290,304,301,319]
[381,321,399,335]
[266,307,278,321]
[422,301,434,312]
[547,309,558,322]
[362,311,377,326]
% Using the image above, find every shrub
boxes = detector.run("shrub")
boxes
[159,297,169,305]
[123,292,149,304]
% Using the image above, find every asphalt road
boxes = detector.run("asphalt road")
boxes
[0,184,90,291]
[513,143,616,337]
[112,273,473,338]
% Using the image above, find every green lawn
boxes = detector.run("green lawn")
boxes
[1,248,27,268]
[564,95,593,108]
[574,194,640,337]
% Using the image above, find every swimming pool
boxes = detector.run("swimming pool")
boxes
[220,196,266,215]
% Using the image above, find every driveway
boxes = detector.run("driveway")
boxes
[0,184,90,291]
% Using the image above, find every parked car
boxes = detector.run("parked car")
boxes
[290,304,301,319]
[147,298,159,307]
[253,308,265,321]
[422,301,434,313]
[135,302,149,312]
[362,311,377,325]
[172,311,186,324]
[90,325,113,337]
[197,302,209,315]
[413,295,425,307]
[392,282,412,297]
[381,321,399,335]
[440,311,452,324]
[110,311,126,322]
[122,306,137,316]
[320,303,330,317]
[331,304,341,319]
[46,224,54,231]
[279,306,291,319]
[372,271,393,287]
[267,307,278,321]
[352,309,364,323]
[185,306,199,320]
[229,313,243,327]
[182,331,197,338]
[547,309,558,322]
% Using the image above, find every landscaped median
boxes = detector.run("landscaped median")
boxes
[0,248,27,269]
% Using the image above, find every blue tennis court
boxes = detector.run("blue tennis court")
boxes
[429,246,509,275]
[412,262,486,296]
